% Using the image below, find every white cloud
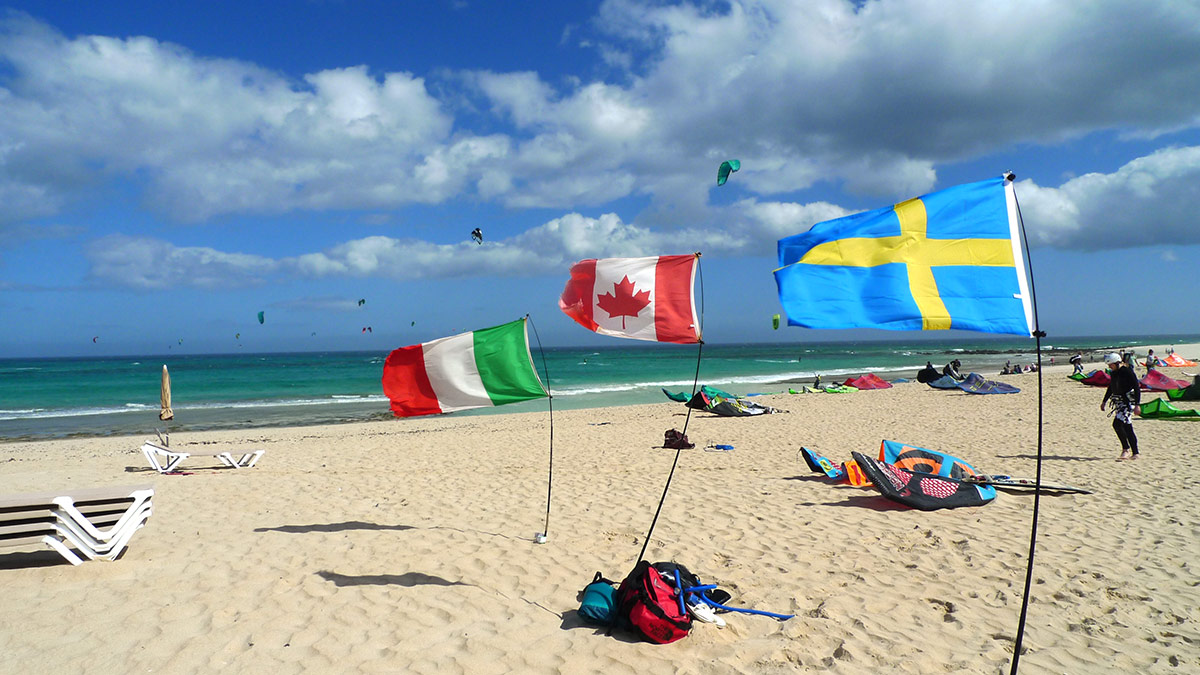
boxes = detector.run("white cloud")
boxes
[5,4,1200,249]
[85,235,277,289]
[88,140,1200,291]
[0,13,454,222]
[1020,146,1200,249]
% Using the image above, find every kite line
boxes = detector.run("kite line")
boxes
[636,253,704,564]
[526,314,555,540]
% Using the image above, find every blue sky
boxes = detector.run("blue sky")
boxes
[2,0,1199,358]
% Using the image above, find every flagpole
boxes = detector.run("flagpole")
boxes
[526,315,555,542]
[635,253,703,564]
[1006,173,1046,675]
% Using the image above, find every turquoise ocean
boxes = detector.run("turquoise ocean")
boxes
[2,334,1196,441]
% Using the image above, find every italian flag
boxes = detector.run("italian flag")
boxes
[381,318,547,417]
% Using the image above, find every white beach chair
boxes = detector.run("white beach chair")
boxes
[141,441,265,473]
[0,485,154,565]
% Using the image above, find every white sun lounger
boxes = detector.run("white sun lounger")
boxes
[141,441,265,473]
[0,485,154,565]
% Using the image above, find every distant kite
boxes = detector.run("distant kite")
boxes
[717,159,741,186]
[257,311,265,324]
[92,336,98,343]
[471,228,483,245]
[411,321,415,327]
[235,333,241,340]
[358,298,366,306]
[772,313,780,330]
[178,339,183,345]
[362,326,372,333]
[311,332,317,336]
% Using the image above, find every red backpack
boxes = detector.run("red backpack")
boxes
[616,560,692,644]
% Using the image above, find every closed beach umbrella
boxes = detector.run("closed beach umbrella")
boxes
[159,365,174,421]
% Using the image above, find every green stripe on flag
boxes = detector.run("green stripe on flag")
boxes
[473,319,547,407]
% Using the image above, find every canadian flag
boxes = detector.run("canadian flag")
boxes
[558,254,700,344]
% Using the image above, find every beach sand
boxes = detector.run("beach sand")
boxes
[1,345,1197,674]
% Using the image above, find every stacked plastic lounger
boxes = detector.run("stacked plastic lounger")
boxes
[0,485,154,565]
[141,441,265,473]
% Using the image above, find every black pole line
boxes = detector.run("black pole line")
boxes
[634,253,704,564]
[1007,175,1045,675]
[526,314,555,539]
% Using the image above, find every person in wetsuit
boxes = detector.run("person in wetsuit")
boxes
[1100,352,1142,461]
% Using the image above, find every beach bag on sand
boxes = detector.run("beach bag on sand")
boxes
[616,561,693,643]
[663,429,695,449]
[579,572,618,625]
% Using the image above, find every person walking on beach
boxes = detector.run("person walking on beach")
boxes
[1100,352,1141,461]
[1146,349,1158,371]
[1070,352,1084,375]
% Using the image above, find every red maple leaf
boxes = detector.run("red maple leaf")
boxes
[596,275,651,329]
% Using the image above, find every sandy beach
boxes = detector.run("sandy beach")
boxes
[1,345,1197,674]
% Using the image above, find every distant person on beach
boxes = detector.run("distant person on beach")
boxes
[1146,349,1158,370]
[1002,360,1012,375]
[943,359,964,381]
[1100,353,1141,461]
[1070,352,1084,375]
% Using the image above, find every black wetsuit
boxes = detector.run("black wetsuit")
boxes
[1102,365,1141,455]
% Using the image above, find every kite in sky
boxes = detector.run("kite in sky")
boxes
[471,228,483,245]
[257,311,265,324]
[717,159,740,186]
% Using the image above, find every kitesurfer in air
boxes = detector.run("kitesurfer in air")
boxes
[1100,352,1141,461]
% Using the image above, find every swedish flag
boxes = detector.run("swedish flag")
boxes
[774,176,1033,336]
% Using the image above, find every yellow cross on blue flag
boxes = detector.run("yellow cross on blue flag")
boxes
[774,175,1033,336]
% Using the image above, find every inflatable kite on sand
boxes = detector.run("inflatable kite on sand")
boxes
[843,374,891,390]
[1163,352,1198,367]
[1139,370,1189,392]
[851,451,996,511]
[1138,399,1200,419]
[1166,383,1200,402]
[956,372,1020,394]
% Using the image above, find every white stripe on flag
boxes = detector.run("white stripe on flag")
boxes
[593,257,657,341]
[422,332,493,413]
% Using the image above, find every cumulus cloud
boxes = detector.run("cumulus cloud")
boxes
[5,3,1200,248]
[1019,146,1200,249]
[0,12,455,223]
[82,140,1200,292]
[85,235,277,289]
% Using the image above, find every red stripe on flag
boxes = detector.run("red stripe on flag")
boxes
[653,255,698,343]
[559,259,598,331]
[382,344,442,417]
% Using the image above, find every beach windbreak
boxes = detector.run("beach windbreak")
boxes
[381,318,546,417]
[559,254,700,344]
[774,175,1033,336]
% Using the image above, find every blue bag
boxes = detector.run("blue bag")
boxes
[578,572,618,625]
